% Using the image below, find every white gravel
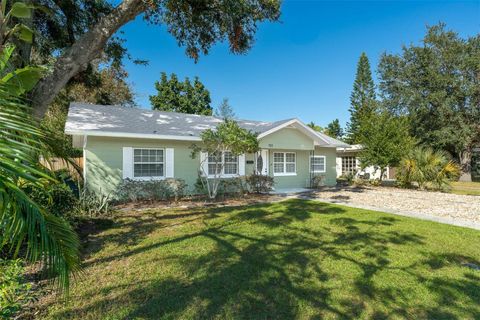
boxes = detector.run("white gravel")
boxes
[307,186,480,230]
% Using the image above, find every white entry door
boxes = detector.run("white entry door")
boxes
[255,149,269,175]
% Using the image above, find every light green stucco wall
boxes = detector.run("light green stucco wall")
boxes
[314,146,337,186]
[259,128,314,150]
[264,147,337,189]
[83,128,337,196]
[85,136,201,195]
[267,149,310,188]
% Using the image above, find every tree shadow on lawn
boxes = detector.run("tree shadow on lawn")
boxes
[62,199,480,319]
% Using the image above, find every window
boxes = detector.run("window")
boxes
[224,152,238,174]
[342,156,357,174]
[310,156,326,173]
[133,148,164,177]
[273,152,296,176]
[208,151,238,176]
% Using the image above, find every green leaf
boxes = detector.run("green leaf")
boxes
[9,2,32,18]
[16,24,33,43]
[0,45,15,72]
[1,66,46,95]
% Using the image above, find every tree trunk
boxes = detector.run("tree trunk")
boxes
[379,167,385,182]
[30,0,146,121]
[458,149,472,182]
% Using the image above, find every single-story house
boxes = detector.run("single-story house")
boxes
[336,144,395,180]
[65,103,349,195]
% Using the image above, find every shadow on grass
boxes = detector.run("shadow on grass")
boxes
[63,199,479,319]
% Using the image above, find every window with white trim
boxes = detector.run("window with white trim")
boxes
[208,151,238,176]
[273,152,296,175]
[310,155,326,173]
[133,148,164,177]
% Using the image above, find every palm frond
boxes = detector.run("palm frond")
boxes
[0,84,80,292]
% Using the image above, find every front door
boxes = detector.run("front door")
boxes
[255,149,269,175]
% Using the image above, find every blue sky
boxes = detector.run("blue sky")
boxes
[121,0,479,127]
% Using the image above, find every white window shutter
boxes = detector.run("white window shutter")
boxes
[238,154,245,176]
[200,152,208,176]
[165,148,174,178]
[122,147,133,179]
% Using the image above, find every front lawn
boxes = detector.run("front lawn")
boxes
[451,181,480,196]
[40,199,480,319]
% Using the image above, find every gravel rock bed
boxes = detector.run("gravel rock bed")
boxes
[311,186,480,224]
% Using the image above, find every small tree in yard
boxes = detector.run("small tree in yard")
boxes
[358,110,414,181]
[191,120,259,199]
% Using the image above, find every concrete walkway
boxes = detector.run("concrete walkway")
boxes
[279,188,480,231]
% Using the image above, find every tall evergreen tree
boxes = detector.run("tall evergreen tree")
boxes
[325,119,344,139]
[214,98,236,119]
[346,52,377,144]
[150,73,212,115]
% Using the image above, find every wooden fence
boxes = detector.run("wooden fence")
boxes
[40,157,83,179]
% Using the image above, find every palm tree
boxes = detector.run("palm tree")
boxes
[0,1,80,291]
[0,85,80,291]
[398,147,460,190]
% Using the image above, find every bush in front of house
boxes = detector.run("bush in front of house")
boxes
[0,259,33,319]
[246,173,275,193]
[219,177,248,197]
[76,187,112,217]
[337,171,356,185]
[194,176,247,199]
[116,178,188,203]
[311,175,326,188]
[23,180,78,222]
[396,147,460,191]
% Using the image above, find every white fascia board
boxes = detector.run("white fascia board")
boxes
[65,130,202,141]
[258,119,332,146]
[257,119,298,139]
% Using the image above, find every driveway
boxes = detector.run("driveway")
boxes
[304,186,480,230]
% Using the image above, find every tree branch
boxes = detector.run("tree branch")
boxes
[31,0,147,121]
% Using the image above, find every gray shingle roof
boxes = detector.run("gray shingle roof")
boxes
[66,103,292,137]
[65,102,349,147]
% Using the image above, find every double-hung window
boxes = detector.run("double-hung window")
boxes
[310,156,326,173]
[273,152,296,176]
[208,151,238,176]
[133,148,164,177]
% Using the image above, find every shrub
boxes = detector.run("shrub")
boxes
[0,259,33,319]
[116,179,147,202]
[219,177,247,197]
[246,173,275,193]
[23,181,78,221]
[397,147,460,191]
[339,171,356,185]
[353,177,368,186]
[77,187,111,217]
[311,175,326,188]
[195,176,247,199]
[116,178,188,203]
[163,179,188,201]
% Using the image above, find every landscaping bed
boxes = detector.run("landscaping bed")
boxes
[311,186,480,225]
[36,199,480,319]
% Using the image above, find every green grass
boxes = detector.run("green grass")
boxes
[450,181,480,196]
[41,199,480,319]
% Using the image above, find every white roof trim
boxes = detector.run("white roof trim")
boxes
[257,119,331,145]
[257,119,297,139]
[66,130,202,141]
